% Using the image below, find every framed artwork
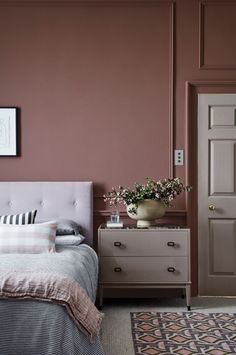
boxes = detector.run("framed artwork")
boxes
[0,107,17,156]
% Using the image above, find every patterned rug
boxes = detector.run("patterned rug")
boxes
[130,311,236,354]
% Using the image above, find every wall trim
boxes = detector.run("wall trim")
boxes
[199,1,236,70]
[0,0,174,7]
[169,1,175,178]
[95,209,187,217]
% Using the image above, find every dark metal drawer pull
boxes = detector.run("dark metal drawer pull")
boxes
[167,267,175,272]
[167,241,175,247]
[114,242,122,247]
[114,267,122,272]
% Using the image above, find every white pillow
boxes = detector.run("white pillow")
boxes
[0,222,56,254]
[55,234,85,246]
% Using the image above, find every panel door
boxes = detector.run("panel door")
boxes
[198,94,236,295]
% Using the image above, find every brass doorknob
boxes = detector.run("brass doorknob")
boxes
[209,204,216,211]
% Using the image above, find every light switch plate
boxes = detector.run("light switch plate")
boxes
[174,150,184,166]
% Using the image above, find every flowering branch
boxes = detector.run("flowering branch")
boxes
[104,177,192,213]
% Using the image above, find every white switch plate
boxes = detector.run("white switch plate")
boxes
[174,150,184,166]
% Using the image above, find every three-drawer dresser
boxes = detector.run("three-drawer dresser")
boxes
[98,225,191,309]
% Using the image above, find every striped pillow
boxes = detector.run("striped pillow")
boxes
[0,223,56,254]
[0,210,37,225]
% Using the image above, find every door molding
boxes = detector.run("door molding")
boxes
[185,81,236,295]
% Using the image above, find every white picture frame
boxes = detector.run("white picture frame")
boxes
[0,108,17,156]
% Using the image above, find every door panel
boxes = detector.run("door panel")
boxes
[210,140,236,194]
[210,106,236,128]
[210,220,236,274]
[198,94,236,295]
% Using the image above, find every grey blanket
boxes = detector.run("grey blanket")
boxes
[0,245,105,355]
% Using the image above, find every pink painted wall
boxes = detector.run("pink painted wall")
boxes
[1,0,236,292]
[0,3,171,191]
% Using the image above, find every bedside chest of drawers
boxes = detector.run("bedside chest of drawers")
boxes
[98,226,191,310]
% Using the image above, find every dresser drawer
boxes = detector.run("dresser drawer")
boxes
[100,256,189,283]
[99,230,188,257]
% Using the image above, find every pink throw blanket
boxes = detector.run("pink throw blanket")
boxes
[0,271,103,340]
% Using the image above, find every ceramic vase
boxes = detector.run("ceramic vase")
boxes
[126,199,166,227]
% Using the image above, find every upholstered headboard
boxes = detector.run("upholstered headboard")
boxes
[0,182,93,245]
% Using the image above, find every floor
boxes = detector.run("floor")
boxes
[100,297,236,355]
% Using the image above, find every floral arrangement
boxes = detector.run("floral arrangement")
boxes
[104,177,192,214]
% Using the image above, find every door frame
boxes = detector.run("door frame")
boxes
[185,81,236,296]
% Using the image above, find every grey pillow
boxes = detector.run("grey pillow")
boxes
[37,218,81,236]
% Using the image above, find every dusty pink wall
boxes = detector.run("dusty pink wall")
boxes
[1,0,236,292]
[0,4,171,188]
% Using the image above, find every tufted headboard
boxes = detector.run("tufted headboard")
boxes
[0,181,93,246]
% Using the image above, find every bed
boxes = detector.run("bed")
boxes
[0,181,105,355]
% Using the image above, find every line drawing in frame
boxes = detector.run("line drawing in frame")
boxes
[0,107,17,156]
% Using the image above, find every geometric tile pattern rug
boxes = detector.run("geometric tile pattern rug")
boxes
[130,312,236,354]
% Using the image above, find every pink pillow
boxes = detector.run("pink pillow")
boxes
[0,223,57,254]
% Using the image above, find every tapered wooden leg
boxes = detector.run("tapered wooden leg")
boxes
[186,284,191,311]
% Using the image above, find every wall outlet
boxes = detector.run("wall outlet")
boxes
[174,150,184,166]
